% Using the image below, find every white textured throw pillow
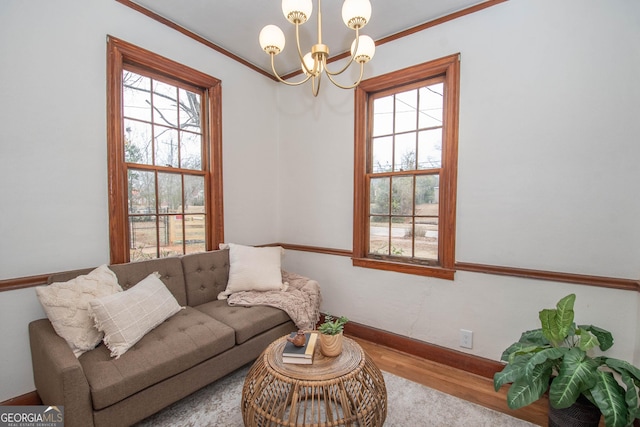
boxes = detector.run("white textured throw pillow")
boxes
[88,272,182,359]
[35,264,122,357]
[217,243,286,299]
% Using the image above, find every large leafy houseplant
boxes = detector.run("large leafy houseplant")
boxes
[493,294,640,427]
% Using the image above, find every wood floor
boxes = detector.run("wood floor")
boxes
[351,336,549,426]
[352,336,617,427]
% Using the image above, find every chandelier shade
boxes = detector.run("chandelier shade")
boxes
[260,0,375,96]
[282,0,313,24]
[351,35,375,63]
[259,25,286,55]
[301,52,320,76]
[342,0,371,29]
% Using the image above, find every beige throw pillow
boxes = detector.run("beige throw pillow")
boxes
[36,264,122,357]
[217,243,286,300]
[88,272,182,359]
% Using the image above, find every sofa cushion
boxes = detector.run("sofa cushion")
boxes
[109,257,187,306]
[182,250,230,307]
[36,265,123,357]
[89,272,183,358]
[79,306,235,410]
[195,300,291,344]
[217,244,286,299]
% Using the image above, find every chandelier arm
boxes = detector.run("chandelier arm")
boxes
[295,22,314,75]
[324,49,358,76]
[311,74,319,97]
[269,54,313,86]
[324,61,365,90]
[311,70,323,97]
[324,27,360,77]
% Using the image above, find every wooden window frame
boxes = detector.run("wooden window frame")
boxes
[353,54,460,280]
[107,36,224,264]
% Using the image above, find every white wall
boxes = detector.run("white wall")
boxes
[278,0,640,364]
[0,0,279,401]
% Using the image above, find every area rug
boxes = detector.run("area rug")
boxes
[135,364,539,426]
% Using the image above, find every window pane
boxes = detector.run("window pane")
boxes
[123,71,151,122]
[369,216,390,256]
[419,83,443,129]
[390,220,411,257]
[158,216,179,258]
[415,175,439,212]
[158,172,182,214]
[180,131,202,170]
[184,175,207,253]
[152,81,178,127]
[155,126,179,168]
[165,213,205,256]
[179,88,201,131]
[128,169,156,215]
[130,218,158,261]
[165,214,183,257]
[391,176,413,215]
[372,136,392,173]
[184,214,206,254]
[418,129,442,170]
[369,177,390,215]
[414,217,439,260]
[415,174,439,261]
[186,240,206,255]
[394,133,416,171]
[372,96,394,137]
[184,175,205,212]
[395,90,418,133]
[124,119,152,165]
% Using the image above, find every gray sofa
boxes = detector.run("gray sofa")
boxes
[28,249,297,427]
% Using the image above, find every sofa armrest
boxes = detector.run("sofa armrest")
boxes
[29,319,93,427]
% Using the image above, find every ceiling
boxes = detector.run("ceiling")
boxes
[128,0,489,77]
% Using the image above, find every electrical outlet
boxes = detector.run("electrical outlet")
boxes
[460,329,473,349]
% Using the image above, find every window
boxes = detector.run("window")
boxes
[107,37,223,263]
[353,54,460,280]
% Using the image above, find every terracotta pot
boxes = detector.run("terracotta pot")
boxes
[548,395,601,427]
[319,332,343,357]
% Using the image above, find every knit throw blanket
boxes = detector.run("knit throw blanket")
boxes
[225,271,322,331]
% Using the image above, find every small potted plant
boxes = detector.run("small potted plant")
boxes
[318,314,349,357]
[493,293,640,427]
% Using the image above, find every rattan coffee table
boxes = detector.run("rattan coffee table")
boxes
[241,334,387,427]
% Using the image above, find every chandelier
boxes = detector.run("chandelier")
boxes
[259,0,376,97]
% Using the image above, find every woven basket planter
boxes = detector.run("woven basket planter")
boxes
[548,395,601,427]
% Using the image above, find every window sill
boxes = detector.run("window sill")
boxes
[352,257,455,280]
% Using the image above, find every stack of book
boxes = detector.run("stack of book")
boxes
[282,332,318,364]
